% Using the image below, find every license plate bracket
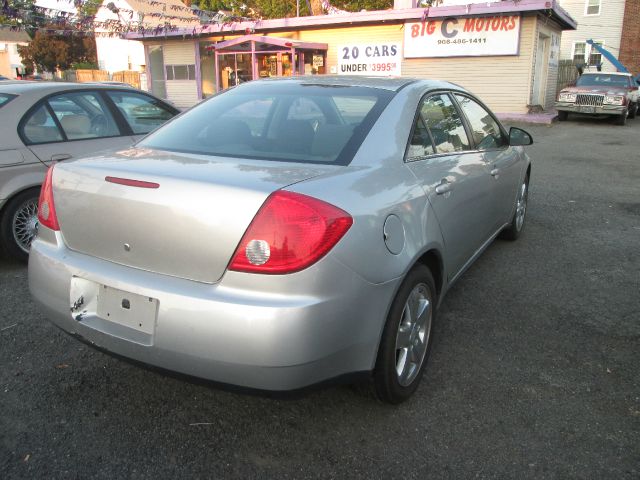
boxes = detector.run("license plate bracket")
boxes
[97,285,158,335]
[579,105,596,113]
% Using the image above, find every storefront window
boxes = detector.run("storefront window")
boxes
[201,36,327,93]
[303,50,326,75]
[218,53,252,90]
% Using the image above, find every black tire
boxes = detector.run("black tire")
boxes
[0,188,40,263]
[615,109,628,126]
[557,111,569,122]
[501,173,529,241]
[629,103,637,119]
[372,264,437,404]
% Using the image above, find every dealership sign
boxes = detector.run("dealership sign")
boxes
[337,43,402,76]
[404,15,520,58]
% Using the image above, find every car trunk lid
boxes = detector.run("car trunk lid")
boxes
[52,148,336,283]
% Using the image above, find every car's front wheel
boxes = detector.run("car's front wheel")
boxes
[615,109,628,126]
[0,188,40,262]
[628,103,637,119]
[372,265,437,404]
[557,111,569,122]
[501,174,529,241]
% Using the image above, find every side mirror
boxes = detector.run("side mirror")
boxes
[509,127,533,146]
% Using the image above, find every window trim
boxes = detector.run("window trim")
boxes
[0,93,17,108]
[587,40,604,66]
[101,89,180,136]
[165,64,197,81]
[584,0,601,16]
[405,89,499,163]
[18,89,126,146]
[451,92,509,153]
[18,88,178,146]
[572,40,605,66]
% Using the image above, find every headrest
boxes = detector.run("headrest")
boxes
[60,114,91,135]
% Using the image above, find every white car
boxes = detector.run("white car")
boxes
[0,82,178,261]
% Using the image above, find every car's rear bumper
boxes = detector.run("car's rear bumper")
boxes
[29,229,397,391]
[555,103,626,114]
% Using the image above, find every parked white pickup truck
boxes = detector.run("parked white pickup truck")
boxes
[555,72,639,126]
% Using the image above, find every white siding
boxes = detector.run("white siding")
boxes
[558,0,626,72]
[155,14,558,113]
[163,43,198,109]
[298,18,537,113]
[166,81,199,108]
[402,15,536,113]
[163,42,196,65]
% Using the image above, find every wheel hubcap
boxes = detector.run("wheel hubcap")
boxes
[395,283,432,387]
[12,199,39,254]
[515,181,528,231]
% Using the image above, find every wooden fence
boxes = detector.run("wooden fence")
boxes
[112,70,141,89]
[75,69,110,82]
[556,60,579,93]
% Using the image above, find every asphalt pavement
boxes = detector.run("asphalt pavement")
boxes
[1,115,639,479]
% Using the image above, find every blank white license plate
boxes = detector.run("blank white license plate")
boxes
[96,285,158,335]
[579,106,596,113]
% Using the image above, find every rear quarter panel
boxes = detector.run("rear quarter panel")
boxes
[289,86,447,286]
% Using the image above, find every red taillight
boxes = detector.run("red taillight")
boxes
[229,191,353,274]
[37,165,59,231]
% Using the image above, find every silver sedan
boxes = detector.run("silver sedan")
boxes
[28,77,532,403]
[0,82,178,261]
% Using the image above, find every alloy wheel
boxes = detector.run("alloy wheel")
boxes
[12,198,38,254]
[515,181,528,231]
[395,283,432,387]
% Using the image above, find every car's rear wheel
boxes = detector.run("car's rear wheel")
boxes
[0,188,40,262]
[372,265,436,404]
[501,174,529,241]
[557,111,569,122]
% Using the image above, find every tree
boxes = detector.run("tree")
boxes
[333,0,392,12]
[17,29,97,73]
[0,0,48,37]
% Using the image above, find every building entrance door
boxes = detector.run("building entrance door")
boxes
[532,33,550,107]
[218,53,252,90]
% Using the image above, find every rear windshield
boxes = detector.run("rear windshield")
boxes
[0,93,16,108]
[139,83,394,165]
[576,74,630,87]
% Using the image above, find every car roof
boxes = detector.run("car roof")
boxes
[581,71,632,76]
[243,75,467,93]
[252,75,417,91]
[0,81,134,95]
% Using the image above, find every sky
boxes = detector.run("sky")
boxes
[35,0,77,13]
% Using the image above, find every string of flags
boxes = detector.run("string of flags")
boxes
[0,0,261,37]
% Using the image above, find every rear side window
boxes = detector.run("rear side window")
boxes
[0,93,16,108]
[106,91,176,134]
[454,94,506,150]
[21,105,64,144]
[407,116,435,160]
[420,93,470,154]
[48,91,119,140]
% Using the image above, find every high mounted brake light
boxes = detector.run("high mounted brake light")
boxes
[229,191,353,274]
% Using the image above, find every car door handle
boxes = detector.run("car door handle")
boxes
[490,168,500,177]
[51,154,72,162]
[435,180,452,195]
